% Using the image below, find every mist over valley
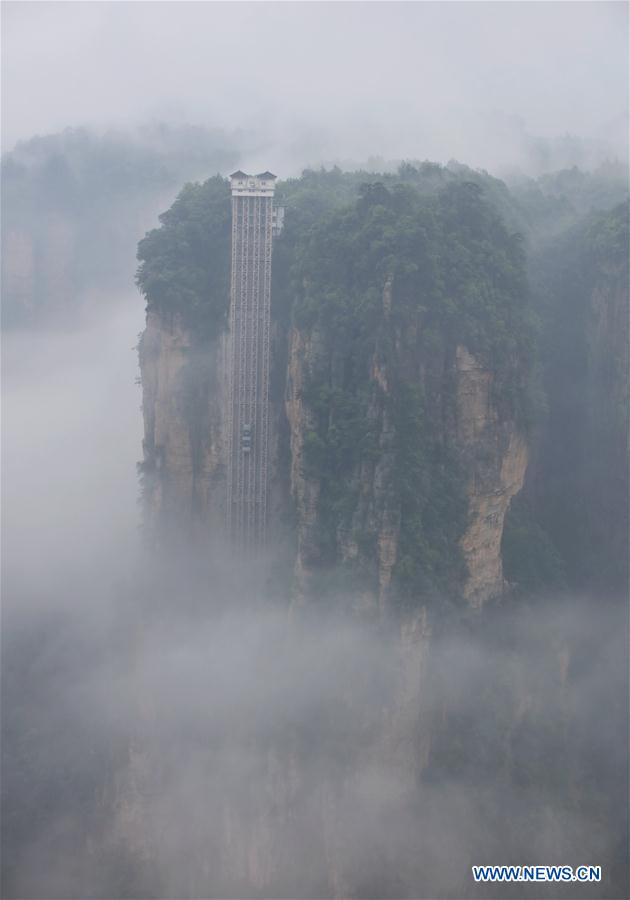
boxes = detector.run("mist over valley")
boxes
[2,3,628,898]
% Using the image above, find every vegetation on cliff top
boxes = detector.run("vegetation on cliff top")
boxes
[285,176,534,601]
[136,175,232,337]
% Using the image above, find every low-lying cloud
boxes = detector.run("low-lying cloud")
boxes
[2,307,627,894]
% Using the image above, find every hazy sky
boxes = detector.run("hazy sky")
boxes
[2,1,628,170]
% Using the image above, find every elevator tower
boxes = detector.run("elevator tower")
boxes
[226,170,282,554]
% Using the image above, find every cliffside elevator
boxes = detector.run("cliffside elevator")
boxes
[226,171,283,555]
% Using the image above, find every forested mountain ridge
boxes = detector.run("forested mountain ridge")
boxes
[1,125,238,326]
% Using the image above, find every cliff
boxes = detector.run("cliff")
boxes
[139,308,227,546]
[138,173,533,610]
[284,326,527,612]
[454,346,528,607]
[2,216,75,324]
[140,299,527,609]
[504,201,629,593]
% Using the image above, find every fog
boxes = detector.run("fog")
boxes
[2,2,628,174]
[2,2,629,898]
[2,297,144,604]
[2,299,627,896]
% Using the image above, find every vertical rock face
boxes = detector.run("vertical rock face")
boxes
[584,259,629,583]
[285,325,322,601]
[139,303,527,607]
[139,309,288,554]
[139,309,228,546]
[520,205,629,593]
[2,229,34,314]
[42,214,75,311]
[2,215,74,323]
[282,329,527,611]
[454,346,528,607]
[285,321,403,612]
